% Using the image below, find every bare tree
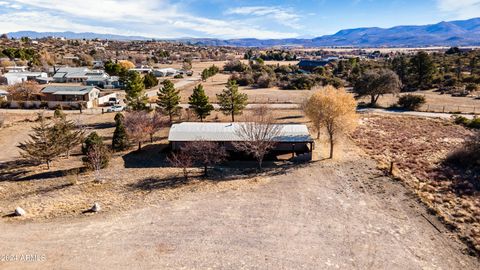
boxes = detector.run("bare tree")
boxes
[85,143,111,183]
[167,150,194,180]
[7,81,42,101]
[124,111,151,150]
[182,141,228,176]
[305,86,358,159]
[148,112,167,143]
[233,107,282,169]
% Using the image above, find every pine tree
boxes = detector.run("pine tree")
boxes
[18,115,63,169]
[52,117,83,158]
[216,80,248,122]
[82,132,104,154]
[112,113,129,151]
[157,79,181,123]
[188,84,214,122]
[53,107,65,120]
[143,72,159,89]
[83,133,111,179]
[125,70,148,111]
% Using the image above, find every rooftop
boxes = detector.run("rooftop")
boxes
[168,122,313,143]
[41,86,98,94]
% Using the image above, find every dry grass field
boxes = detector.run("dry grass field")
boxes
[352,115,480,254]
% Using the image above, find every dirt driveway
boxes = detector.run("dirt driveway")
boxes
[1,153,478,270]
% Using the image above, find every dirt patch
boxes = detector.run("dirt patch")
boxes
[352,115,480,254]
[0,147,478,269]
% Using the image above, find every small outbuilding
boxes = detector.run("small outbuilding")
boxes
[168,122,314,158]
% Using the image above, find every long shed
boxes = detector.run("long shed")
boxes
[168,122,314,154]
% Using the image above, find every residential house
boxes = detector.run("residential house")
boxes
[130,66,153,74]
[41,86,101,108]
[52,67,107,83]
[152,68,180,77]
[1,71,48,85]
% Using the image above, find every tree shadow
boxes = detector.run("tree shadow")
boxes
[128,175,190,191]
[122,143,170,168]
[0,159,39,182]
[84,122,115,130]
[276,115,304,120]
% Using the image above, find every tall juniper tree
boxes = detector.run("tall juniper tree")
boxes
[125,70,148,111]
[188,84,214,122]
[157,79,181,123]
[18,115,63,169]
[112,113,129,151]
[216,80,248,122]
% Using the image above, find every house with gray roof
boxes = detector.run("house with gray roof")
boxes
[41,86,101,108]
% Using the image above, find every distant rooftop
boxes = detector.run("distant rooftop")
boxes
[41,86,98,94]
[168,122,313,143]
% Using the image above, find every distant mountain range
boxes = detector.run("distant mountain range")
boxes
[7,18,480,47]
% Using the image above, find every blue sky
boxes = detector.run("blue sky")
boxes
[0,0,479,39]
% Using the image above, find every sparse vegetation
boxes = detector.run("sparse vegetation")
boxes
[397,94,426,111]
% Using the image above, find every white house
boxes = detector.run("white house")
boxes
[1,71,48,85]
[152,68,180,77]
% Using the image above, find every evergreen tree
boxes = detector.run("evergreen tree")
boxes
[82,132,104,154]
[143,72,159,89]
[112,113,129,151]
[82,132,110,170]
[157,79,181,123]
[53,107,65,120]
[52,116,83,158]
[409,51,436,90]
[216,80,248,122]
[188,84,214,122]
[125,70,148,111]
[391,56,409,85]
[18,115,63,169]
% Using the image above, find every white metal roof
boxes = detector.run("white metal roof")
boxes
[168,122,313,143]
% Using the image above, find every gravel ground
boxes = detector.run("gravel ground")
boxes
[1,152,478,269]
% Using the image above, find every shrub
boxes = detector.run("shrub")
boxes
[229,72,254,86]
[255,74,275,88]
[454,115,470,126]
[174,74,183,79]
[282,75,316,90]
[453,116,480,129]
[465,83,478,92]
[82,132,104,154]
[468,118,480,129]
[0,100,8,108]
[223,60,248,73]
[444,132,480,188]
[397,94,426,111]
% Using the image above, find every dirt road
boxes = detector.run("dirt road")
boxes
[1,155,478,269]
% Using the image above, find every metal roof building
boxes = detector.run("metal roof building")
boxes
[169,122,313,142]
[168,122,314,158]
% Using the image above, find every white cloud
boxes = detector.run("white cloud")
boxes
[226,6,301,29]
[0,1,22,9]
[437,0,480,19]
[0,0,300,39]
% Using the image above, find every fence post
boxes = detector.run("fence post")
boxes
[389,161,394,175]
[443,106,445,113]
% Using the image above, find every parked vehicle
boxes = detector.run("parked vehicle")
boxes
[106,105,124,112]
[108,97,120,105]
